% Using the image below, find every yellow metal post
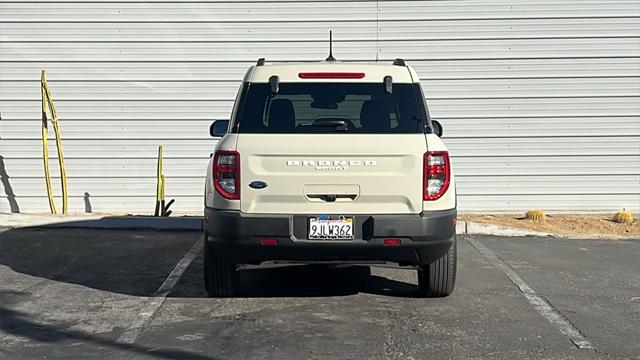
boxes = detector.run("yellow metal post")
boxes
[41,70,68,214]
[153,145,174,216]
[155,145,164,216]
[41,71,56,214]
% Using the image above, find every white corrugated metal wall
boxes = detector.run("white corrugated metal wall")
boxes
[1,0,639,213]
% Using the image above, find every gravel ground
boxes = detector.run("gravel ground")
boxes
[460,214,639,239]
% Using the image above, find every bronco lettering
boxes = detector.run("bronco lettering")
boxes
[286,160,377,167]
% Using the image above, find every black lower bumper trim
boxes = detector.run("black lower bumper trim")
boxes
[204,208,456,265]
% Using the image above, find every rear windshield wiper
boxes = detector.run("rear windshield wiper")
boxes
[311,119,348,131]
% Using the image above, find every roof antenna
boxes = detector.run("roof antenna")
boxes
[326,30,336,62]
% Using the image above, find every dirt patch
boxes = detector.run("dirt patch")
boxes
[459,214,640,239]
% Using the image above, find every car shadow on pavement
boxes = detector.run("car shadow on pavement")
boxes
[0,227,201,297]
[241,265,421,298]
[0,227,421,299]
[171,255,421,299]
[0,297,217,360]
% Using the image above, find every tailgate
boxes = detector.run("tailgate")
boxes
[237,134,426,214]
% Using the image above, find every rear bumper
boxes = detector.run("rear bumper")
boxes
[204,207,456,266]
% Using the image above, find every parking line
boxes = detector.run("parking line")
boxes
[116,237,203,344]
[466,236,595,350]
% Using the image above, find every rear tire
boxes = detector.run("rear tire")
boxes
[203,233,239,297]
[417,236,456,297]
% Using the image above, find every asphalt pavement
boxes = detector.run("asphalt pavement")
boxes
[0,227,638,360]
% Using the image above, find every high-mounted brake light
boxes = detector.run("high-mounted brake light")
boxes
[298,72,365,79]
[213,150,240,200]
[424,151,450,201]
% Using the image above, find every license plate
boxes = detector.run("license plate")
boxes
[308,216,354,240]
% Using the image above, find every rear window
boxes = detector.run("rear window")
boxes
[233,83,426,134]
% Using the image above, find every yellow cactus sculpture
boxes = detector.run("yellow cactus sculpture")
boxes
[613,211,634,224]
[525,209,546,221]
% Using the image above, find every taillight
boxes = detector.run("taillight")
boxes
[424,151,450,201]
[213,150,240,200]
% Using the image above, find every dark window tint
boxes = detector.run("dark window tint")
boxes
[234,83,426,133]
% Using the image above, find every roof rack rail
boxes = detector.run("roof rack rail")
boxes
[256,58,265,66]
[392,58,406,66]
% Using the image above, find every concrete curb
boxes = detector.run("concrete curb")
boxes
[456,221,550,237]
[2,213,551,237]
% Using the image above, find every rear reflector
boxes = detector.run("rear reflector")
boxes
[260,238,279,246]
[384,238,401,246]
[298,72,365,79]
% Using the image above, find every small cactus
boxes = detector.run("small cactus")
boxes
[525,209,546,221]
[613,210,634,224]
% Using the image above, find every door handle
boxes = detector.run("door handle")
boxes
[307,194,357,202]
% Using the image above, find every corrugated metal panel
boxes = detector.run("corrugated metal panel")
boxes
[5,172,639,198]
[2,97,639,119]
[3,117,639,138]
[4,18,640,42]
[3,154,638,176]
[3,58,640,81]
[4,77,640,100]
[2,138,638,159]
[1,0,639,213]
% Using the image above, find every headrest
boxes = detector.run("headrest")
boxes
[268,99,295,131]
[359,100,390,131]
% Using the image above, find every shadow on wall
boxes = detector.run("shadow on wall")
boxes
[83,192,92,213]
[0,155,20,213]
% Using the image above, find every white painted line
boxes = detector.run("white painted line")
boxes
[116,237,203,344]
[466,236,595,350]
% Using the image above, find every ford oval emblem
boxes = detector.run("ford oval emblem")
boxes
[249,181,268,189]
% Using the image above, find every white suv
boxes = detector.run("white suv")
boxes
[204,58,456,297]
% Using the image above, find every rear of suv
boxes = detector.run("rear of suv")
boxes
[204,58,456,298]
